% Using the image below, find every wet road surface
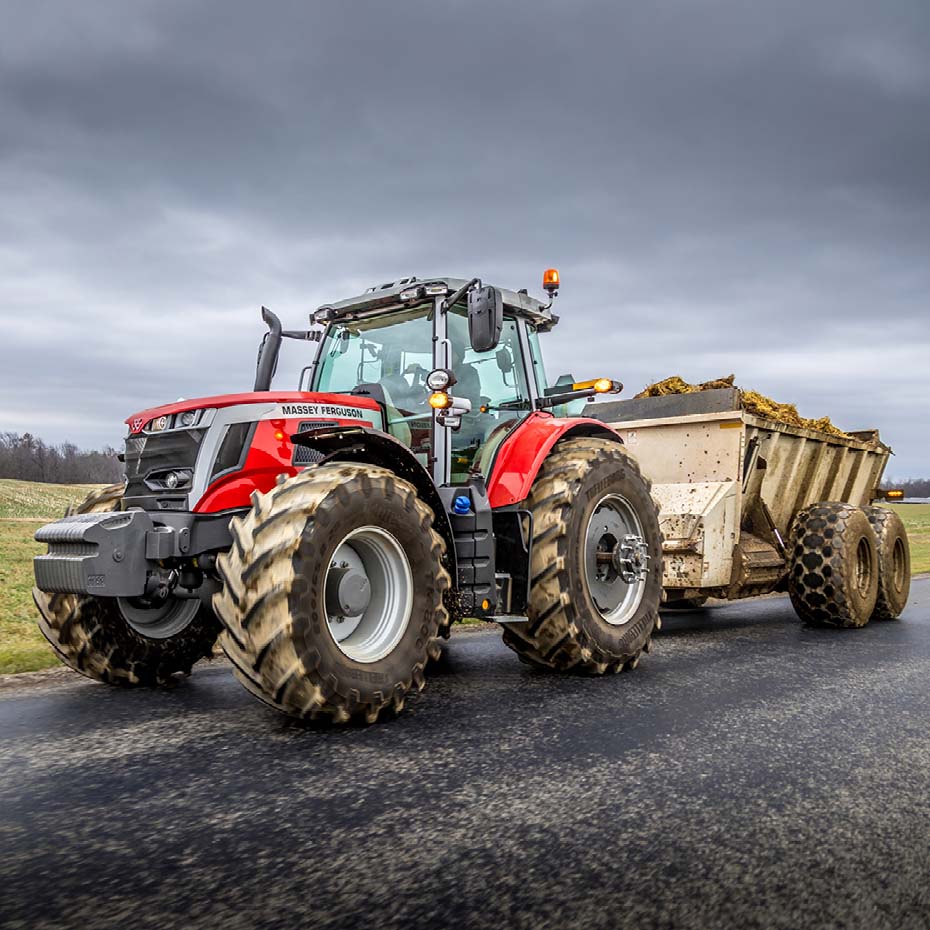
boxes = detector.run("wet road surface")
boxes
[2,579,930,930]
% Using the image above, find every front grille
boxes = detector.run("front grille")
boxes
[292,421,338,466]
[123,429,204,509]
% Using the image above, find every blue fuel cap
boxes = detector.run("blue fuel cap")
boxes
[452,495,471,515]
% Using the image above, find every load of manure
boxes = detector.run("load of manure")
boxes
[634,374,851,438]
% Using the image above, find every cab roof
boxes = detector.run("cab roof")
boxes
[314,275,558,331]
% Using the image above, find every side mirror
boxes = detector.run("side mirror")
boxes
[467,285,503,353]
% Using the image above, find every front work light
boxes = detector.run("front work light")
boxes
[426,368,453,391]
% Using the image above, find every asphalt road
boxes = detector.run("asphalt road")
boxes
[2,581,930,930]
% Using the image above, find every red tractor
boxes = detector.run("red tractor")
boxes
[33,272,663,723]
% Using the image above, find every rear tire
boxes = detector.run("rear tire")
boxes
[502,437,663,673]
[213,464,450,723]
[864,506,910,620]
[33,483,220,685]
[788,502,878,629]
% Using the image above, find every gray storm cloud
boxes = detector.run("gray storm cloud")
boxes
[1,0,928,475]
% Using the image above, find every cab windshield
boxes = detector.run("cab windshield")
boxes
[313,303,533,481]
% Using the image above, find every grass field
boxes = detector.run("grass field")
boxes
[1,481,928,676]
[0,480,108,674]
[889,502,930,577]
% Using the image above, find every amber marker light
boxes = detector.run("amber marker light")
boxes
[429,391,451,409]
[886,489,905,500]
[572,378,621,393]
[274,430,287,441]
[543,267,560,295]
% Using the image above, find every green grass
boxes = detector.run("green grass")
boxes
[0,478,105,519]
[889,502,930,575]
[0,480,107,674]
[0,519,57,673]
[0,482,928,676]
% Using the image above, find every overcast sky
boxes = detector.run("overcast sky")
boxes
[1,0,928,476]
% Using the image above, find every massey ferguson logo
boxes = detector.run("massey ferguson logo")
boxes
[129,417,145,432]
[279,404,367,420]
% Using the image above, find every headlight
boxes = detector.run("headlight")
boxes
[426,368,452,391]
[179,410,199,428]
[150,415,169,432]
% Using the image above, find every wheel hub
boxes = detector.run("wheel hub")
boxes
[611,534,650,583]
[116,595,200,640]
[584,493,649,626]
[325,564,372,617]
[324,526,413,663]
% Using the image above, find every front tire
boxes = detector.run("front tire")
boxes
[502,437,663,674]
[33,483,220,685]
[213,464,450,723]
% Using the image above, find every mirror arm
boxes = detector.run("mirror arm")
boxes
[535,387,598,410]
[442,277,480,312]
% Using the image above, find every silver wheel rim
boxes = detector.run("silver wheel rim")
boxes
[325,526,413,664]
[117,596,200,640]
[583,493,649,626]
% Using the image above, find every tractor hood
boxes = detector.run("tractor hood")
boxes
[125,392,381,434]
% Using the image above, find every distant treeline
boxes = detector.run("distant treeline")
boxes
[0,432,122,485]
[884,477,930,498]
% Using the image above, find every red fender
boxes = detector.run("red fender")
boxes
[486,411,623,509]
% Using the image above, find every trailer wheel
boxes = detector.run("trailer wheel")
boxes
[33,483,220,685]
[502,437,663,673]
[213,464,450,723]
[864,506,910,620]
[788,502,879,629]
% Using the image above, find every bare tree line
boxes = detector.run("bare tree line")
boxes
[0,432,122,485]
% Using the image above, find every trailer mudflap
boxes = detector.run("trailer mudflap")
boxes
[34,510,158,597]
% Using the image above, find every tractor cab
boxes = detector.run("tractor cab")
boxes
[298,273,618,487]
